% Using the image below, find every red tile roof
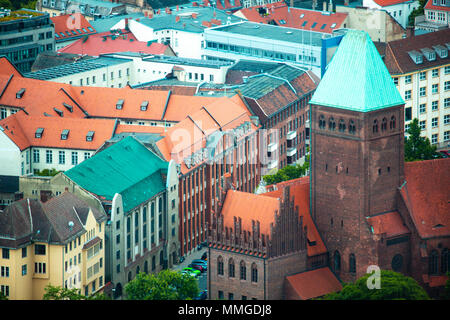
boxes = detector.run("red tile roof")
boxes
[221,190,280,236]
[0,110,116,151]
[58,30,172,56]
[235,2,347,34]
[400,159,450,239]
[366,211,410,238]
[372,0,412,6]
[51,13,96,41]
[203,0,242,10]
[285,267,342,300]
[264,177,327,257]
[424,0,450,11]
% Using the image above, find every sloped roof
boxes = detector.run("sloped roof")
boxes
[366,211,410,238]
[236,2,347,34]
[58,30,171,56]
[0,110,117,151]
[65,136,168,212]
[371,0,413,6]
[399,158,450,239]
[384,28,450,75]
[221,190,280,236]
[51,13,96,42]
[424,0,450,12]
[310,29,404,112]
[285,267,342,300]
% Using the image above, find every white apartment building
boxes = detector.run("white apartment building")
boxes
[362,0,420,28]
[385,29,450,149]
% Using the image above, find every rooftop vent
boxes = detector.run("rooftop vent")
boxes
[420,48,436,61]
[61,129,69,140]
[86,131,95,141]
[407,50,423,64]
[53,107,64,117]
[116,99,124,110]
[68,221,74,230]
[16,88,25,99]
[63,102,73,112]
[140,100,149,111]
[432,45,448,58]
[35,128,44,138]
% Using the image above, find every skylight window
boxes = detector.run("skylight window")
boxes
[279,19,286,24]
[116,99,124,110]
[16,88,25,99]
[61,129,69,140]
[311,22,317,28]
[87,27,94,32]
[330,23,336,28]
[86,131,95,142]
[300,14,305,18]
[321,24,327,29]
[302,21,308,27]
[35,128,44,138]
[141,101,149,111]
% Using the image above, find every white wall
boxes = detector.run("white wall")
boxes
[0,129,21,176]
[362,0,419,28]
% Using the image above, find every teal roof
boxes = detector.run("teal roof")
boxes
[65,136,168,213]
[310,30,404,112]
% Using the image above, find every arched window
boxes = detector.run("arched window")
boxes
[381,117,387,131]
[251,263,258,283]
[392,254,403,272]
[240,261,246,280]
[136,265,140,276]
[228,258,235,278]
[329,117,336,131]
[127,271,132,282]
[373,119,378,133]
[429,250,439,275]
[319,115,326,129]
[334,251,341,272]
[390,116,396,130]
[144,260,148,274]
[349,120,356,134]
[441,248,449,273]
[217,256,224,275]
[338,119,346,132]
[349,254,356,273]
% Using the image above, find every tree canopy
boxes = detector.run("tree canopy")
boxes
[125,269,199,300]
[263,151,309,185]
[322,270,430,300]
[404,118,441,162]
[43,285,110,300]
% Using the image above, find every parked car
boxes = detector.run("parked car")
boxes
[194,290,208,300]
[188,263,204,272]
[179,256,185,264]
[182,267,201,277]
[192,259,207,267]
[201,252,207,260]
[439,150,450,158]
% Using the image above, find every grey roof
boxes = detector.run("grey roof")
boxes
[228,60,282,73]
[0,192,106,249]
[24,56,132,80]
[137,6,244,33]
[90,12,145,33]
[209,21,334,46]
[31,52,95,72]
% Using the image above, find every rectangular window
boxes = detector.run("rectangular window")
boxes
[35,244,46,255]
[419,120,426,130]
[432,101,439,111]
[432,69,439,77]
[432,134,438,144]
[431,117,438,128]
[1,266,9,277]
[46,150,53,164]
[405,75,412,84]
[2,248,9,259]
[445,81,450,91]
[419,87,426,97]
[419,72,426,81]
[419,103,426,113]
[22,264,27,276]
[71,152,78,165]
[404,90,411,100]
[393,77,398,85]
[444,131,450,141]
[445,98,450,109]
[59,151,65,164]
[22,247,27,258]
[444,114,450,125]
[84,152,90,160]
[33,149,40,163]
[432,84,438,94]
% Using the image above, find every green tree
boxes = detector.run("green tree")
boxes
[408,0,427,26]
[442,272,450,300]
[125,270,199,300]
[322,270,430,300]
[404,118,441,161]
[43,285,110,300]
[0,292,7,300]
[263,149,310,185]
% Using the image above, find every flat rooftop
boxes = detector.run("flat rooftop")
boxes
[207,21,335,46]
[24,56,132,80]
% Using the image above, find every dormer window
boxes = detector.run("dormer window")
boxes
[61,129,69,140]
[141,101,149,111]
[63,103,73,113]
[116,99,124,110]
[16,88,25,99]
[35,128,44,138]
[86,131,95,142]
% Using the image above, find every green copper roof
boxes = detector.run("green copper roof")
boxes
[310,30,404,112]
[65,136,168,213]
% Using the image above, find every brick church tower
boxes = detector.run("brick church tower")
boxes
[309,30,406,282]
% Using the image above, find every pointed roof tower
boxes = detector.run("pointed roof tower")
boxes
[310,30,404,112]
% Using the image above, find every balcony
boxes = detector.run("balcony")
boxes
[267,142,278,153]
[287,147,297,157]
[267,159,278,170]
[286,130,297,140]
